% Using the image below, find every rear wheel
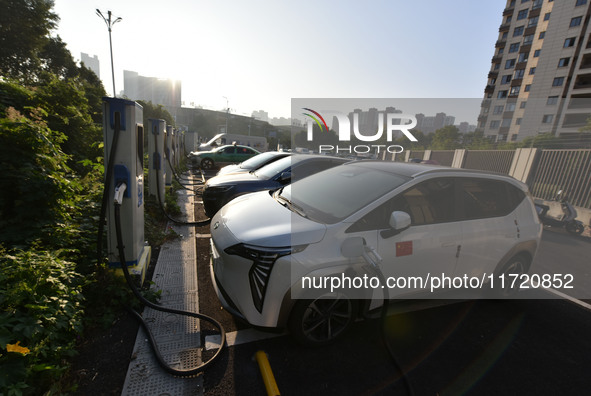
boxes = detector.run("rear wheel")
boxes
[565,221,584,235]
[201,158,214,170]
[288,293,356,346]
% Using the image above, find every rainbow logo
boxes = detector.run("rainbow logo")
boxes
[302,108,329,132]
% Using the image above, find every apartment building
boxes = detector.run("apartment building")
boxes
[479,0,591,142]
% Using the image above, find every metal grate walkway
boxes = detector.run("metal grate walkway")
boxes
[121,184,203,396]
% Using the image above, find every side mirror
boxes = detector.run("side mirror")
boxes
[279,171,291,183]
[381,211,411,239]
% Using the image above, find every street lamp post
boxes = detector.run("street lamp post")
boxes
[96,9,122,97]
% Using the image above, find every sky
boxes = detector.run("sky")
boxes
[52,0,506,123]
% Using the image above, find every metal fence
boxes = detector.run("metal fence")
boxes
[462,150,516,175]
[430,150,454,167]
[528,149,591,209]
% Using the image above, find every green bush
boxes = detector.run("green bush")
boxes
[0,247,84,395]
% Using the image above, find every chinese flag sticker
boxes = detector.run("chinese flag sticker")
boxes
[396,241,413,257]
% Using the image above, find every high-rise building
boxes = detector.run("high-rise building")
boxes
[479,0,591,142]
[123,70,181,107]
[80,53,100,78]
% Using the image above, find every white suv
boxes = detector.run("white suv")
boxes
[209,161,542,345]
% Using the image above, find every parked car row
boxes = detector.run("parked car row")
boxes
[205,153,543,345]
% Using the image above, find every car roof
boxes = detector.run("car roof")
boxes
[345,160,517,181]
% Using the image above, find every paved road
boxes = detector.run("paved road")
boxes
[196,216,591,396]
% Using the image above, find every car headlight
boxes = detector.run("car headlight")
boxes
[224,243,307,312]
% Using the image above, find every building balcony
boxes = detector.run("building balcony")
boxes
[492,55,503,63]
[503,7,514,16]
[485,85,496,94]
[499,24,511,33]
[528,7,541,18]
[495,39,507,48]
[524,26,537,36]
[488,71,499,79]
[520,44,532,53]
[511,78,523,87]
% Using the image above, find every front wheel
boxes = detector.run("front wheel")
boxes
[288,293,356,346]
[494,255,529,298]
[565,221,584,235]
[201,158,214,170]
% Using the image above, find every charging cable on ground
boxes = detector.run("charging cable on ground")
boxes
[361,244,415,396]
[113,182,226,376]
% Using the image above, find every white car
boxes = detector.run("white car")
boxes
[209,161,542,345]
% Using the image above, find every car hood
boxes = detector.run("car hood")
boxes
[217,164,243,175]
[206,171,262,187]
[212,190,327,249]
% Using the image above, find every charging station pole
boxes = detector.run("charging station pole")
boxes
[164,125,172,187]
[102,97,151,284]
[148,118,166,200]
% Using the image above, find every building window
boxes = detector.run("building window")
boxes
[502,118,512,127]
[514,69,525,79]
[506,15,513,24]
[547,96,559,105]
[534,49,541,57]
[502,32,509,39]
[558,57,570,67]
[501,75,512,84]
[505,59,516,69]
[576,0,587,6]
[544,13,551,21]
[520,101,527,109]
[553,77,565,86]
[509,43,520,53]
[516,118,522,125]
[542,114,554,123]
[510,86,521,95]
[493,105,504,114]
[507,103,516,111]
[570,17,583,28]
[528,17,539,27]
[524,34,534,44]
[533,0,542,8]
[498,47,505,55]
[490,120,500,129]
[564,37,576,47]
[494,63,501,70]
[529,67,536,75]
[511,134,518,142]
[514,26,524,37]
[518,52,529,62]
[490,77,497,84]
[524,84,531,92]
[539,31,545,39]
[498,90,508,99]
[517,9,528,20]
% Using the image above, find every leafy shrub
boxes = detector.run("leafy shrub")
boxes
[0,247,84,395]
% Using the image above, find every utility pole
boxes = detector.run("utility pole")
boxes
[96,9,122,97]
[223,96,229,133]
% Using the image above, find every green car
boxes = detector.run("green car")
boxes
[189,144,261,170]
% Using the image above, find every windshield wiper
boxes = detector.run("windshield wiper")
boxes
[275,191,307,218]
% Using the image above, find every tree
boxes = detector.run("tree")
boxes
[0,0,58,80]
[431,125,461,150]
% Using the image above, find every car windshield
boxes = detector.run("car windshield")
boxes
[277,164,410,224]
[240,152,279,169]
[253,155,294,179]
